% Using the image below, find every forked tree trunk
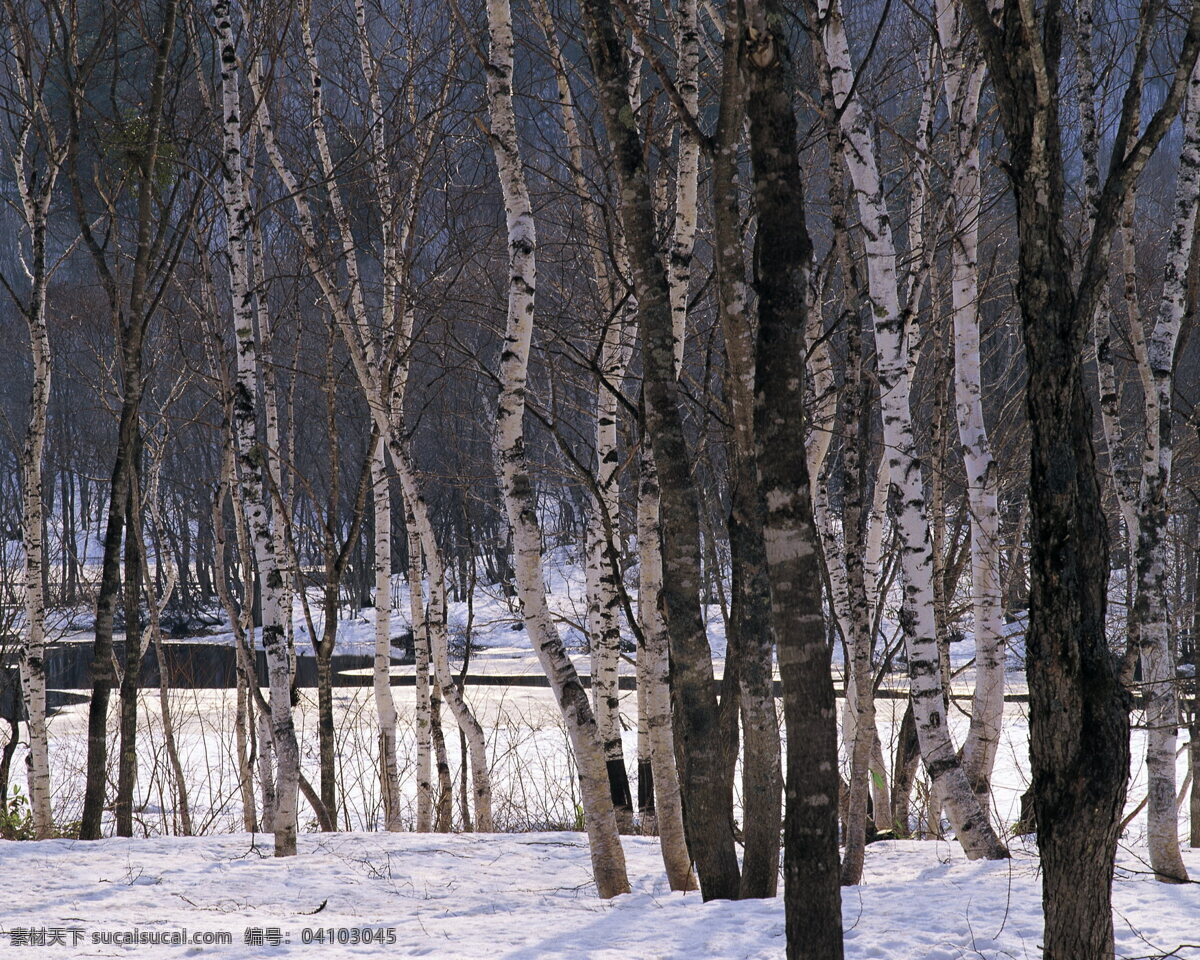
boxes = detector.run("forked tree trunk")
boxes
[74,0,180,843]
[962,0,1200,953]
[486,0,628,897]
[710,0,781,899]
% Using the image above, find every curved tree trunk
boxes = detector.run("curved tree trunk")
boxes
[485,0,627,896]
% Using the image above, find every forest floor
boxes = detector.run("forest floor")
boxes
[2,830,1198,959]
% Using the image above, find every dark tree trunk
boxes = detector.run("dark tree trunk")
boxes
[81,364,142,840]
[962,2,1200,955]
[579,0,740,900]
[742,1,843,955]
[890,701,921,837]
[711,0,781,898]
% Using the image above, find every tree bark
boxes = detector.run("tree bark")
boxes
[485,0,628,896]
[962,0,1200,952]
[579,0,740,902]
[741,1,843,952]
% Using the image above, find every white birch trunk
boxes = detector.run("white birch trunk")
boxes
[934,0,1005,815]
[589,316,633,832]
[637,450,697,891]
[10,42,63,839]
[406,525,434,833]
[1133,59,1200,884]
[815,0,1005,860]
[372,444,403,832]
[669,0,700,371]
[16,201,54,841]
[212,0,299,856]
[486,0,627,896]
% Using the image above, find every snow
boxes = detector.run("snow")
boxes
[9,555,1195,958]
[2,832,1198,959]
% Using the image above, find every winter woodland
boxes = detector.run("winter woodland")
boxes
[1,0,1200,958]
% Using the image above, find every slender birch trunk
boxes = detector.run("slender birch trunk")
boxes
[212,453,258,832]
[588,322,634,833]
[372,444,403,832]
[839,299,879,886]
[669,0,700,372]
[636,448,697,890]
[407,526,434,833]
[1130,58,1200,884]
[485,0,628,896]
[811,0,1005,860]
[212,0,299,856]
[934,1,1005,815]
[136,457,191,836]
[11,97,60,838]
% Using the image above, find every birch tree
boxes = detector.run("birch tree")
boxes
[482,0,629,897]
[211,0,301,856]
[1,0,70,837]
[1128,54,1200,885]
[809,0,1006,860]
[247,0,495,831]
[932,0,1006,817]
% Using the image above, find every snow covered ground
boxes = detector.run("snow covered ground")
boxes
[9,556,1194,957]
[2,831,1198,959]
